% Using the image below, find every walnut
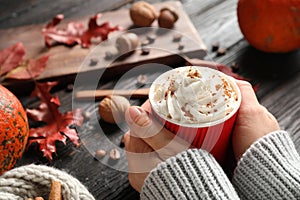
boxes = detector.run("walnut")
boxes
[129,1,158,27]
[98,95,130,124]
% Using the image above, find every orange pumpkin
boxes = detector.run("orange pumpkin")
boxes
[237,0,300,53]
[0,85,29,175]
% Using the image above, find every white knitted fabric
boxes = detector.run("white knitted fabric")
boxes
[141,131,300,200]
[233,131,300,200]
[0,164,95,200]
[141,149,240,200]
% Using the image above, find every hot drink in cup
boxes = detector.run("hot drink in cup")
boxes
[149,66,241,163]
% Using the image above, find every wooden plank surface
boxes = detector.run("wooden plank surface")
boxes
[0,1,206,87]
[261,71,300,151]
[0,0,133,28]
[185,0,243,49]
[1,0,300,199]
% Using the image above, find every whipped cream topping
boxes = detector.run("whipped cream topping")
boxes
[150,66,240,124]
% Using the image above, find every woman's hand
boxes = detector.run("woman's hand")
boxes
[124,79,281,192]
[232,80,280,160]
[124,102,190,192]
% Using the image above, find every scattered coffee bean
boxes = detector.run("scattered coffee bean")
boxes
[119,135,125,148]
[137,74,148,86]
[94,149,106,160]
[89,58,98,66]
[231,62,239,72]
[141,47,150,55]
[147,34,156,43]
[141,39,150,46]
[178,43,184,50]
[109,148,120,160]
[65,84,74,92]
[105,51,114,60]
[212,42,220,52]
[216,47,227,56]
[173,33,182,42]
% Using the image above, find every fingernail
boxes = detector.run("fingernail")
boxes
[129,107,141,121]
[128,107,151,127]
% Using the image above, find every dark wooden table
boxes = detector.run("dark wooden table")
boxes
[1,0,300,199]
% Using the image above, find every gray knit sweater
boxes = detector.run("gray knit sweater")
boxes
[140,131,300,199]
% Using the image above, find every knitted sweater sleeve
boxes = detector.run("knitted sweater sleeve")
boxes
[232,131,300,199]
[140,149,240,200]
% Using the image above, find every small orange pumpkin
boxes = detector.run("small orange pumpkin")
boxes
[0,85,29,175]
[237,0,300,53]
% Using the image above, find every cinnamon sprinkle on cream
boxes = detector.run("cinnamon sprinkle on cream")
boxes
[187,67,202,78]
[215,84,222,91]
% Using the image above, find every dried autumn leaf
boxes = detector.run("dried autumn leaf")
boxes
[42,13,120,48]
[0,42,25,76]
[5,56,49,80]
[186,58,248,80]
[26,82,84,160]
[42,14,84,48]
[80,14,120,48]
[186,58,258,91]
[0,43,49,80]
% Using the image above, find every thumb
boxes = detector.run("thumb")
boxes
[125,106,191,157]
[235,79,259,106]
[125,106,163,139]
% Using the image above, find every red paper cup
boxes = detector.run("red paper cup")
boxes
[149,66,241,164]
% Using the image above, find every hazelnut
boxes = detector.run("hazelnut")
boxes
[158,7,179,29]
[130,1,158,27]
[116,33,139,55]
[94,149,106,159]
[98,95,130,124]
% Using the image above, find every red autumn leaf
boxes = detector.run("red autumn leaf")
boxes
[0,43,49,80]
[80,14,120,48]
[5,55,49,80]
[186,58,248,80]
[0,42,25,76]
[213,64,246,80]
[42,14,84,48]
[26,82,84,161]
[45,14,64,28]
[42,13,120,48]
[186,58,259,91]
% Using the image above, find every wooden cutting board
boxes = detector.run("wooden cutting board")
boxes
[0,1,207,91]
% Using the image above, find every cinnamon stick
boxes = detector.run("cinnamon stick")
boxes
[49,180,62,200]
[75,88,149,100]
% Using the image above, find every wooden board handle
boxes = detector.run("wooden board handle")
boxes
[75,88,150,100]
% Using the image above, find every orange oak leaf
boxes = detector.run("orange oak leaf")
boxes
[26,82,84,160]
